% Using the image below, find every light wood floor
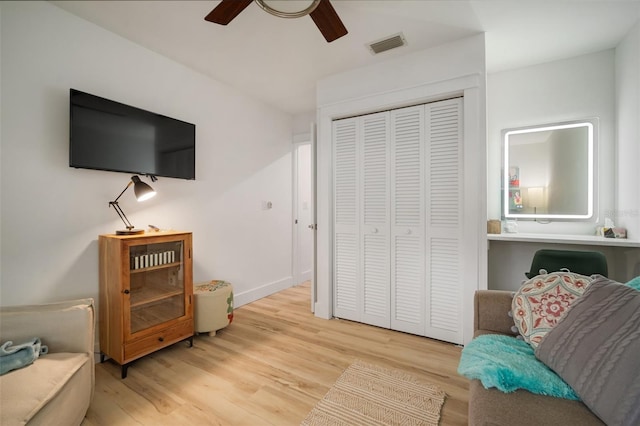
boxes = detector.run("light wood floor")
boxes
[82,282,469,425]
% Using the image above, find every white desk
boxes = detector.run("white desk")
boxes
[487,233,640,291]
[488,233,640,248]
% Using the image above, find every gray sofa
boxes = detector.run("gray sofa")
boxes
[468,290,604,425]
[0,298,95,425]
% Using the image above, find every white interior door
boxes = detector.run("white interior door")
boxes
[425,98,464,344]
[331,98,464,344]
[309,122,317,313]
[333,118,360,322]
[294,143,313,286]
[360,112,391,328]
[390,105,426,335]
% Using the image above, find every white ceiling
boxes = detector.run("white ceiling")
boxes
[51,0,640,116]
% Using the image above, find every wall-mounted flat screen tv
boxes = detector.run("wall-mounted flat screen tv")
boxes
[69,89,196,180]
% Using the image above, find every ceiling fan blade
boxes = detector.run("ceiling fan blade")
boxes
[205,0,253,25]
[309,0,348,43]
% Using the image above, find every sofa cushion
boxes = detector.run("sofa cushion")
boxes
[474,290,519,337]
[0,352,89,425]
[468,380,604,426]
[511,272,592,347]
[535,277,640,426]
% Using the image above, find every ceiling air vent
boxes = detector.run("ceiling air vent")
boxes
[367,32,407,55]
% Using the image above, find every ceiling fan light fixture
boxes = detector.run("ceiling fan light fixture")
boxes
[254,0,321,19]
[205,0,347,43]
[367,32,408,55]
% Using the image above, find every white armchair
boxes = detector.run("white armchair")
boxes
[0,298,95,425]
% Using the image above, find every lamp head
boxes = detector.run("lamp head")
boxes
[131,175,156,202]
[109,175,157,235]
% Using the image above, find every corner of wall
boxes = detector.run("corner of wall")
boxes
[615,21,640,238]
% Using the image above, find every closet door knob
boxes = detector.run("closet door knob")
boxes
[405,229,412,235]
[372,228,378,234]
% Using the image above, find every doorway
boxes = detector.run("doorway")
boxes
[293,142,314,293]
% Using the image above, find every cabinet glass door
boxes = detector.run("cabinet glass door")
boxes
[128,240,185,334]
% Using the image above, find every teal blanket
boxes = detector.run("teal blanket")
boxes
[457,334,579,400]
[0,338,48,375]
[626,276,640,291]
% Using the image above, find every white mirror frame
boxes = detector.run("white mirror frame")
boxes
[502,119,597,220]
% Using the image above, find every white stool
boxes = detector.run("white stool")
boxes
[193,280,234,336]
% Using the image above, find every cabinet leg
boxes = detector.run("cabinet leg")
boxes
[100,353,106,363]
[121,363,130,379]
[187,335,194,347]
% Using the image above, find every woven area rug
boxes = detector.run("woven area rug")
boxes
[301,360,446,426]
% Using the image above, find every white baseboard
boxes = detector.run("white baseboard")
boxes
[234,276,294,308]
[301,270,312,282]
[292,270,312,285]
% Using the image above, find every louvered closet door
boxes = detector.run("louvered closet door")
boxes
[333,113,390,326]
[360,113,390,328]
[390,105,426,335]
[425,98,463,344]
[333,118,360,322]
[332,99,464,344]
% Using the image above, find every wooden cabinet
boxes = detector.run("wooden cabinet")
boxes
[99,231,194,378]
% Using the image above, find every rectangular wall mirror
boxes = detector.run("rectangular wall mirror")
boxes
[503,118,597,220]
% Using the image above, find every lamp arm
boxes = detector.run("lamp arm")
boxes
[112,181,133,204]
[109,201,135,231]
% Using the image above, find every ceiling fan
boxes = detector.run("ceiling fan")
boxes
[204,0,348,43]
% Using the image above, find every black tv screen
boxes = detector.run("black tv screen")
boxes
[69,89,196,180]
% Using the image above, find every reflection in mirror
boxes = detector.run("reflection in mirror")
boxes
[503,119,596,220]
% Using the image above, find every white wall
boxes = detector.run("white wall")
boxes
[317,35,486,108]
[292,111,316,135]
[616,22,640,239]
[0,3,3,285]
[0,2,295,308]
[488,50,616,235]
[315,34,487,344]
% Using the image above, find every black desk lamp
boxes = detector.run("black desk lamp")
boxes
[109,175,156,235]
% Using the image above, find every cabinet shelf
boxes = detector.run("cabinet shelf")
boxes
[130,261,181,274]
[130,301,185,333]
[130,287,184,309]
[130,284,184,308]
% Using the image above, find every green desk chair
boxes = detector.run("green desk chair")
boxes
[525,249,608,279]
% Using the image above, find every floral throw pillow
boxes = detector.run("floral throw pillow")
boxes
[511,272,594,347]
